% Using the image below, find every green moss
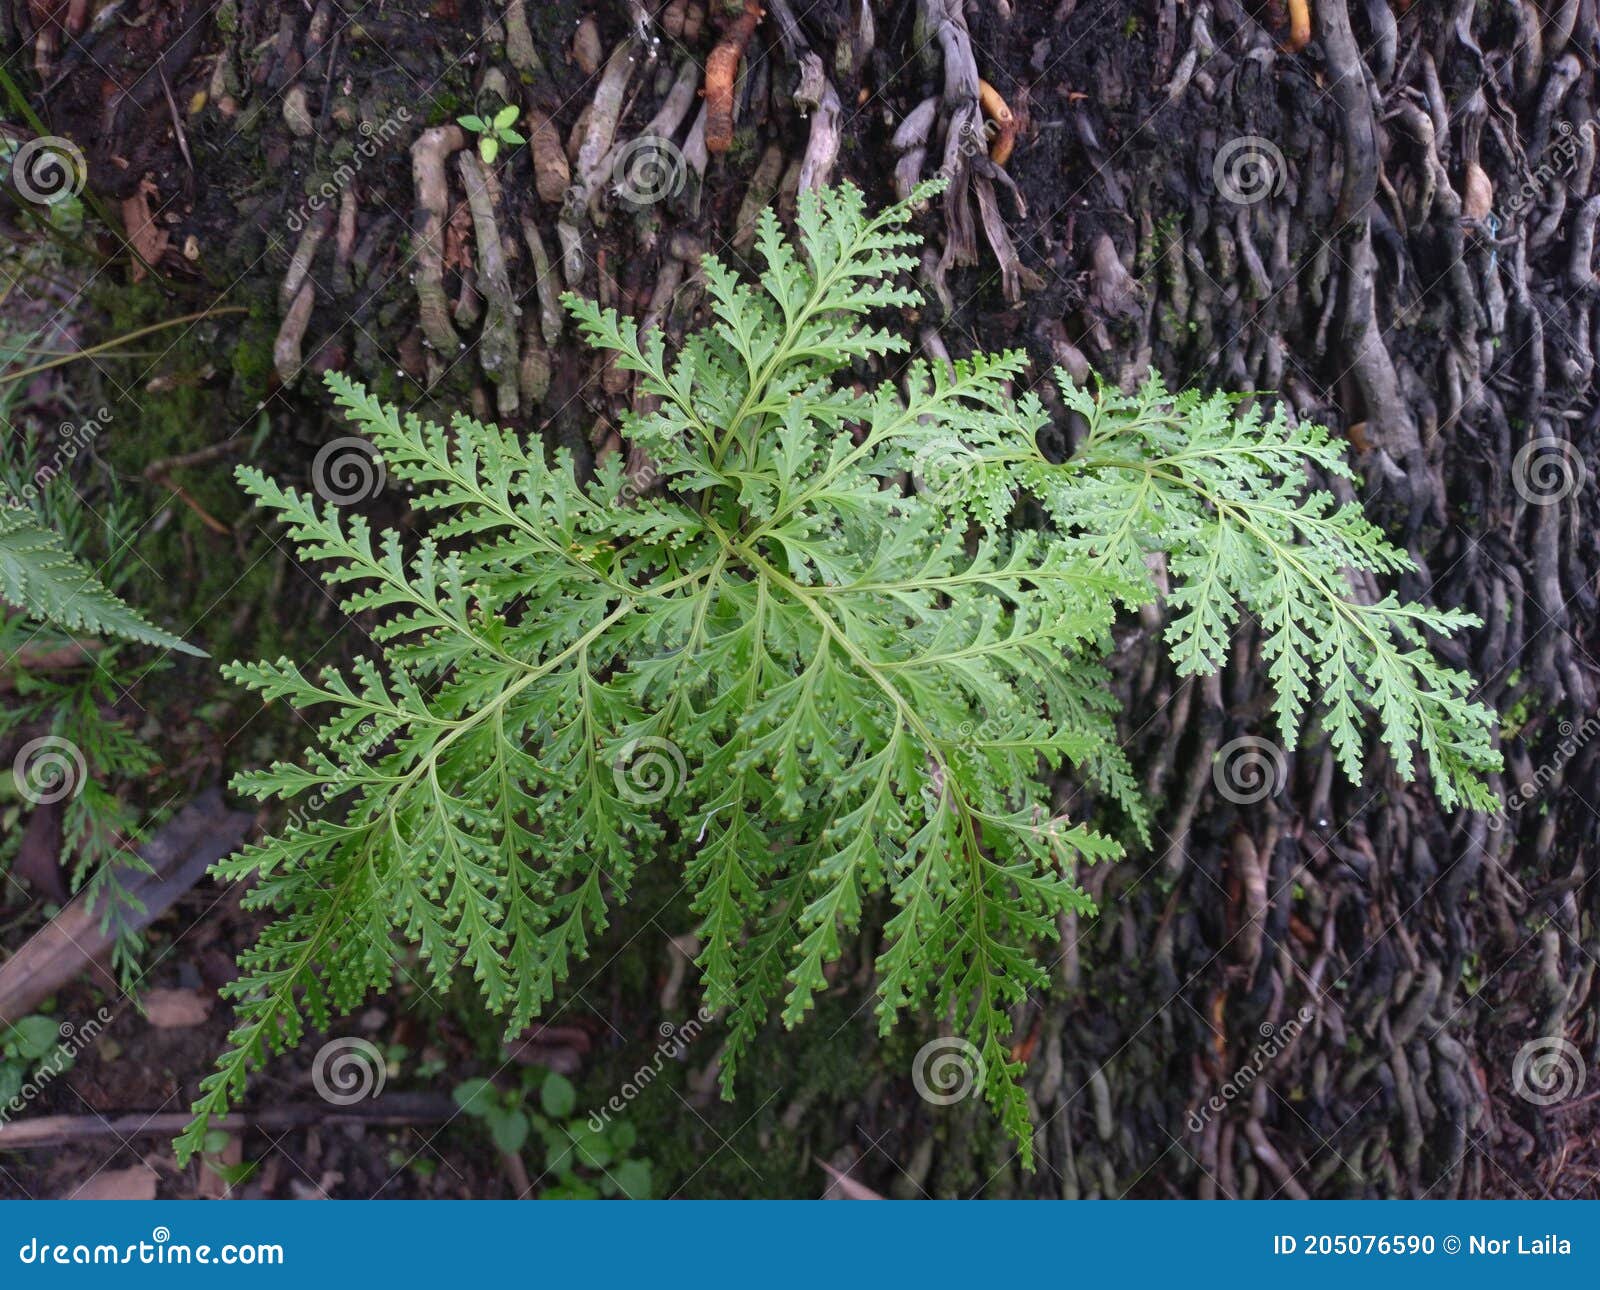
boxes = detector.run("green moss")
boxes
[427,92,462,123]
[726,128,760,169]
[230,321,276,395]
[79,282,292,676]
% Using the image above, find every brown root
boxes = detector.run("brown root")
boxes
[704,0,762,154]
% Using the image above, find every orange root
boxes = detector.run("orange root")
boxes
[1285,0,1311,52]
[977,79,1016,165]
[704,0,762,154]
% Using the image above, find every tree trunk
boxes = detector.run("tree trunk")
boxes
[13,0,1598,1197]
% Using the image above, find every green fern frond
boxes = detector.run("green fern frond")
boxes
[181,182,1497,1168]
[926,372,1499,811]
[0,504,204,656]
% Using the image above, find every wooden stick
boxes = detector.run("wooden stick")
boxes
[0,791,250,1024]
[0,1093,459,1151]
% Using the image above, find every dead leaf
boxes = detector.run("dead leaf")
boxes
[65,1164,158,1200]
[443,201,473,274]
[120,178,171,283]
[141,987,213,1029]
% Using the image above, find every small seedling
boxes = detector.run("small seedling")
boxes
[458,105,525,165]
[199,1130,261,1191]
[0,1014,65,1106]
[453,1071,652,1199]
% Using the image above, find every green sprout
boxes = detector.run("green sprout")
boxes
[458,105,525,165]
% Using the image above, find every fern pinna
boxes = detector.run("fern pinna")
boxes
[179,184,1497,1165]
[0,505,204,656]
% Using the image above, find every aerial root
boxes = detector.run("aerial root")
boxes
[559,38,641,284]
[410,124,466,360]
[456,151,521,418]
[703,0,763,154]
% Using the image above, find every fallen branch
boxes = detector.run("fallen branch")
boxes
[977,79,1016,164]
[559,38,640,282]
[519,216,564,346]
[0,1093,459,1151]
[607,58,701,213]
[279,207,334,313]
[0,790,251,1024]
[273,282,316,384]
[924,0,1033,302]
[892,96,940,200]
[504,0,541,76]
[1285,0,1312,53]
[524,106,568,204]
[794,53,842,192]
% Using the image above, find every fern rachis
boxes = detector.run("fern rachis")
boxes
[179,183,1497,1166]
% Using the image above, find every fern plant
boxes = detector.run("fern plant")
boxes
[0,609,164,968]
[0,504,203,656]
[178,183,1497,1166]
[1,453,201,971]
